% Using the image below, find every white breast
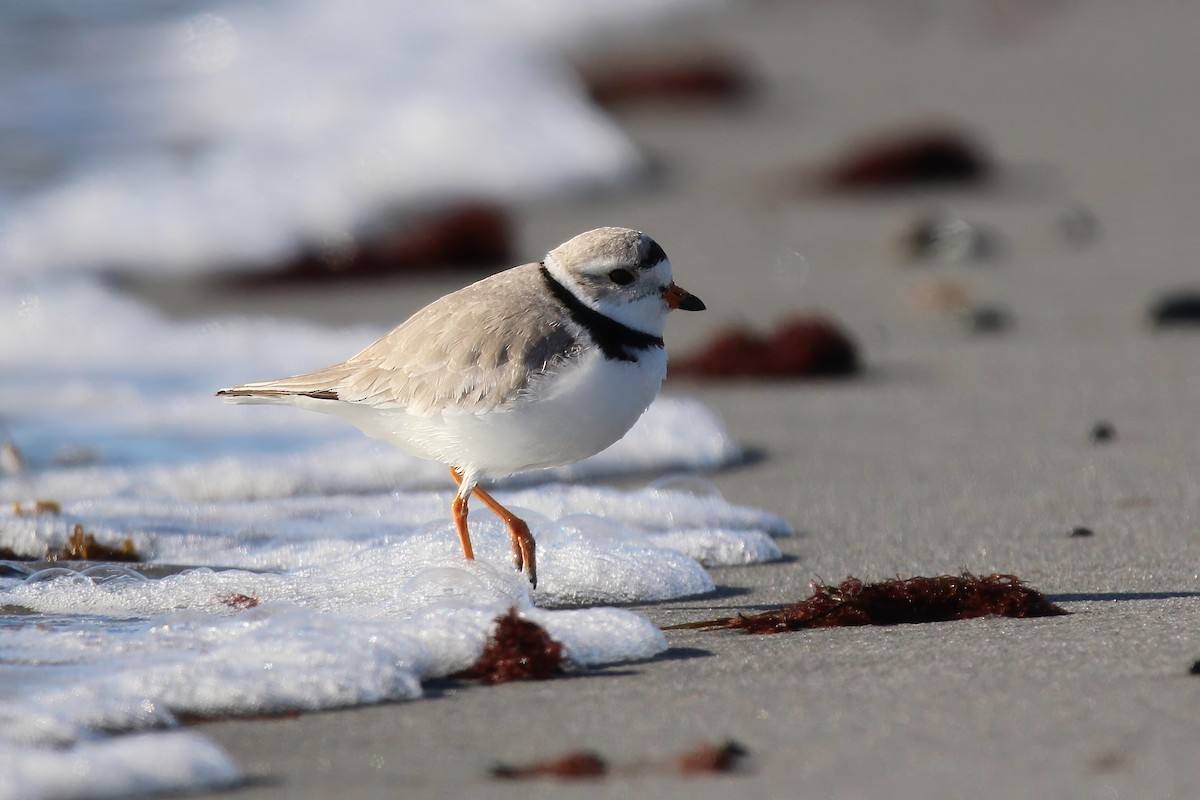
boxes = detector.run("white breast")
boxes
[332,347,668,479]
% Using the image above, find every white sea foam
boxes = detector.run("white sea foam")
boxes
[0,733,240,800]
[0,0,719,277]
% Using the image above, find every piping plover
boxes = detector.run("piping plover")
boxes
[218,227,704,587]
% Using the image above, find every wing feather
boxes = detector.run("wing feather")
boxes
[218,263,581,416]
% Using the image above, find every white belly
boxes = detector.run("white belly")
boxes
[335,347,667,479]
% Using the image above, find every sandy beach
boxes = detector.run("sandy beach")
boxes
[11,0,1200,797]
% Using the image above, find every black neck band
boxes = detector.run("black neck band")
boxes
[539,265,664,362]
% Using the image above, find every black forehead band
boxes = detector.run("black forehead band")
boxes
[638,240,667,270]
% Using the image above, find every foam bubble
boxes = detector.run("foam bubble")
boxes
[0,733,241,799]
[179,14,240,75]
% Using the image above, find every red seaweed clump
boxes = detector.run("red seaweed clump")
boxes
[813,127,993,192]
[676,740,749,775]
[582,52,752,108]
[221,593,260,610]
[671,315,860,380]
[492,751,608,781]
[669,573,1067,634]
[491,741,749,781]
[11,500,62,516]
[45,525,140,563]
[230,203,512,282]
[456,609,565,685]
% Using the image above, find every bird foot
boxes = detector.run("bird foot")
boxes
[508,519,537,590]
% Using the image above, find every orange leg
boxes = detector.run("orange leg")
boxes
[470,484,538,590]
[450,467,537,589]
[450,490,475,561]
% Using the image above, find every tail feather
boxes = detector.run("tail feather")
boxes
[217,386,339,401]
[217,365,356,403]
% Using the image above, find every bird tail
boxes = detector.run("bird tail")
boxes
[217,365,357,404]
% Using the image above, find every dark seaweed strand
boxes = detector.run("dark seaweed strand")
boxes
[539,266,663,362]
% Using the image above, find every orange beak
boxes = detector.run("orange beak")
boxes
[662,282,706,311]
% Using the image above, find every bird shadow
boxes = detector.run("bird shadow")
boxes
[1048,590,1200,603]
[655,646,716,662]
[635,584,755,611]
[420,648,714,697]
[728,446,768,468]
[224,776,285,794]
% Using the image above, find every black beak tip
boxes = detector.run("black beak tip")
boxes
[681,294,706,311]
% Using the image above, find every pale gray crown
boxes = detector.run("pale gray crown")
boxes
[548,226,668,275]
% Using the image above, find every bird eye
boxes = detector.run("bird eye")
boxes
[608,268,635,285]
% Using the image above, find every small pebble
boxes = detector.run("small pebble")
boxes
[962,304,1013,334]
[1090,421,1116,443]
[1069,527,1094,538]
[1189,660,1200,675]
[1057,204,1101,245]
[913,279,971,314]
[898,211,1001,264]
[1149,291,1200,327]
